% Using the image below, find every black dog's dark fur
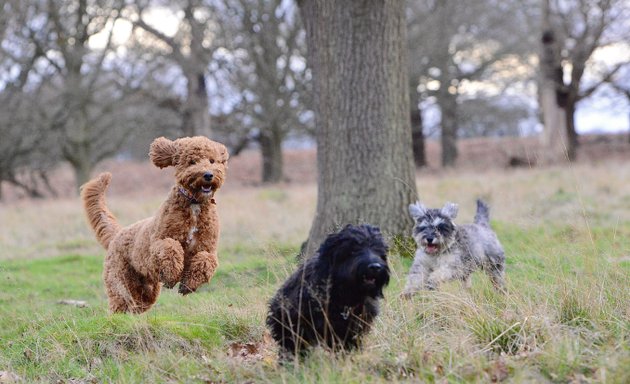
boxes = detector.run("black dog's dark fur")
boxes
[266,224,390,358]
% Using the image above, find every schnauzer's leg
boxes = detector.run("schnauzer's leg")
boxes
[487,264,506,292]
[178,250,219,295]
[426,266,458,290]
[402,261,428,298]
[461,274,473,290]
[150,238,185,288]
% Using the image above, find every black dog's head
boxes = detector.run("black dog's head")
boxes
[409,201,458,255]
[315,224,390,298]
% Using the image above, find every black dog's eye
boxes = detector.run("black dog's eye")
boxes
[417,226,427,232]
[437,223,447,231]
[209,159,215,164]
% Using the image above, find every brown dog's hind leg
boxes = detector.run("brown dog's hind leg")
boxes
[178,251,219,295]
[150,238,185,289]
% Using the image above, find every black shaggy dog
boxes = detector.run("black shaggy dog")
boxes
[267,224,390,358]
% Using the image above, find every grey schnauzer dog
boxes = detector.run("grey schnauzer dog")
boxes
[402,199,506,296]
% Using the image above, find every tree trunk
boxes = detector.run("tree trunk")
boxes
[410,99,427,168]
[434,0,458,168]
[182,72,211,138]
[440,91,458,167]
[299,0,418,258]
[540,0,570,164]
[565,95,578,161]
[259,128,283,183]
[70,154,93,190]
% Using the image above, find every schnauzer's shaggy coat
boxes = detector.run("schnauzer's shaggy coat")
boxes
[403,199,505,296]
[267,224,390,358]
[81,136,229,313]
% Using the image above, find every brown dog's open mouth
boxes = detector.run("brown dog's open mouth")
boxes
[201,185,213,194]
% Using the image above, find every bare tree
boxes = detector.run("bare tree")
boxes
[408,0,537,167]
[1,1,167,189]
[131,0,219,138]
[542,0,629,161]
[0,89,61,199]
[215,0,311,183]
[607,64,630,143]
[299,0,418,257]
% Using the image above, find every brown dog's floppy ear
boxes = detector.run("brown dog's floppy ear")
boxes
[149,137,177,168]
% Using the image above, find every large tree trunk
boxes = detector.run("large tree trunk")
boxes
[259,128,283,183]
[299,0,418,258]
[540,0,570,164]
[182,72,211,137]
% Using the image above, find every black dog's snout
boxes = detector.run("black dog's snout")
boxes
[368,263,384,272]
[203,172,213,181]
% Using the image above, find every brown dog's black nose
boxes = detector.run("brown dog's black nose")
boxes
[203,172,213,181]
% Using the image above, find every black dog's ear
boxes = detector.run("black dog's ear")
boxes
[149,137,178,168]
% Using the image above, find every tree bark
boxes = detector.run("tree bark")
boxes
[259,128,283,183]
[299,0,418,257]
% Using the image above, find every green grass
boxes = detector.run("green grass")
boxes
[0,223,629,383]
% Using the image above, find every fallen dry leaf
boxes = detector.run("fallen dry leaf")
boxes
[487,359,509,383]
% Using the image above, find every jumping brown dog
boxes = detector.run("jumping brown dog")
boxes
[81,136,229,313]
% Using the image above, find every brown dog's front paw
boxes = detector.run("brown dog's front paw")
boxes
[152,238,185,288]
[178,281,195,295]
[160,272,178,289]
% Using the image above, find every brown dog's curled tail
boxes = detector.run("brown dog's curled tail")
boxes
[81,172,121,249]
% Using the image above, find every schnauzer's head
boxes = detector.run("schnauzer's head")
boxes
[149,136,229,203]
[316,224,390,298]
[409,201,458,255]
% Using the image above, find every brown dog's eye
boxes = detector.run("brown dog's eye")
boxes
[189,159,196,165]
[209,159,215,164]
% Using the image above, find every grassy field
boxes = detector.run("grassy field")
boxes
[0,161,629,383]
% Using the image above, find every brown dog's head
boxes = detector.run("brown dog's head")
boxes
[149,136,229,203]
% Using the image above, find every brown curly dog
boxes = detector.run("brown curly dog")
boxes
[81,136,229,313]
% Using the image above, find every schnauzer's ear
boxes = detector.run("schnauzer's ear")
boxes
[408,202,427,220]
[440,202,459,219]
[149,137,177,168]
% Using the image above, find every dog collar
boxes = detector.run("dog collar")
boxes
[178,186,200,205]
[178,186,216,205]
